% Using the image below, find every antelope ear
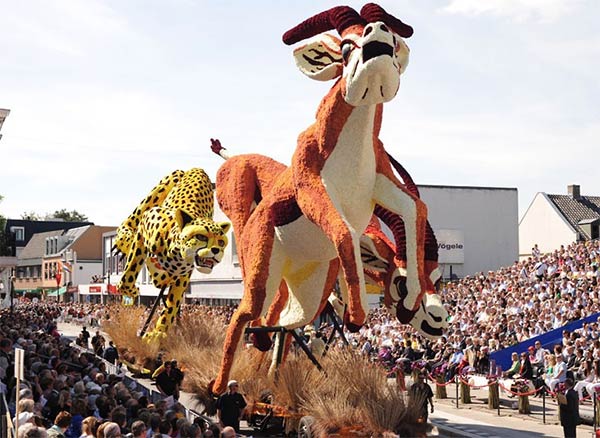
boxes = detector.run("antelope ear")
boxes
[360,234,389,272]
[395,38,410,74]
[292,34,343,81]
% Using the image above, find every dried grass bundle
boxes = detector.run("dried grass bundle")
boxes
[273,351,321,411]
[168,311,226,350]
[109,307,425,436]
[103,306,160,366]
[230,348,271,403]
[298,349,423,436]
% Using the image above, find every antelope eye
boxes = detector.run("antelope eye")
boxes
[341,41,353,64]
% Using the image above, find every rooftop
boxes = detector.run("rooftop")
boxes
[547,193,600,239]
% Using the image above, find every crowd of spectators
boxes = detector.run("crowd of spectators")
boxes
[3,238,600,436]
[0,304,220,438]
[320,239,600,400]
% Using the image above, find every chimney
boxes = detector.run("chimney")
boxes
[568,184,580,200]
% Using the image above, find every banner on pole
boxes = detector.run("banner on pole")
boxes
[14,347,24,380]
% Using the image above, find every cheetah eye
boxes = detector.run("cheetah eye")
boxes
[195,235,208,242]
[218,240,225,247]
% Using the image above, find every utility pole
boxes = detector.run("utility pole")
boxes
[10,271,15,313]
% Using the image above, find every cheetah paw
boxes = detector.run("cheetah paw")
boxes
[142,330,167,344]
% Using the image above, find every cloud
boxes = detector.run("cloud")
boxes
[0,0,136,57]
[439,0,582,23]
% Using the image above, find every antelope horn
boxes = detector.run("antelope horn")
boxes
[360,3,413,38]
[385,152,439,260]
[386,152,420,198]
[283,6,366,45]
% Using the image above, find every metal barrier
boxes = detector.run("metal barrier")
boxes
[431,371,599,428]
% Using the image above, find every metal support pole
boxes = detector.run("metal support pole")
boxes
[542,387,546,424]
[323,307,349,357]
[594,393,597,432]
[140,286,167,338]
[289,329,323,372]
[275,328,286,367]
[10,275,14,314]
[455,375,459,409]
[497,384,500,416]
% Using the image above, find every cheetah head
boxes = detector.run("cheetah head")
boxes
[175,210,231,274]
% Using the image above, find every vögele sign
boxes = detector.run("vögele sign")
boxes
[436,229,464,264]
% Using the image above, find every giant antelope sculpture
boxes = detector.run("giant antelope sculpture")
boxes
[212,4,432,394]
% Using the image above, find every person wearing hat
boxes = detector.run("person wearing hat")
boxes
[216,380,247,433]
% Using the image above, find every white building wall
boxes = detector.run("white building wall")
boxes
[419,186,519,278]
[70,261,103,286]
[518,193,577,257]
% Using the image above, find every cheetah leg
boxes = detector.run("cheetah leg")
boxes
[142,276,190,342]
[114,170,185,255]
[117,228,147,304]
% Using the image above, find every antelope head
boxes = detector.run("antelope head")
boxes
[283,3,412,106]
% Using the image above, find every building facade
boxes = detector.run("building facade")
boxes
[419,184,519,280]
[3,219,92,258]
[13,225,115,299]
[520,184,600,257]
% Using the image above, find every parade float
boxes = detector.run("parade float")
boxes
[106,3,446,436]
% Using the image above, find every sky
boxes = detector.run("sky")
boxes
[1,0,599,226]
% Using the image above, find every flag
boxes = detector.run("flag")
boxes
[55,263,62,287]
[61,261,72,274]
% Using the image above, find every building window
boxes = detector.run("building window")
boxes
[11,226,25,242]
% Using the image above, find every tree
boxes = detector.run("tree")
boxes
[19,209,89,222]
[51,209,88,222]
[20,211,41,221]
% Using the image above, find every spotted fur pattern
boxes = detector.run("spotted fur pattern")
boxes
[116,168,230,340]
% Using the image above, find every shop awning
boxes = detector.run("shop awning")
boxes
[47,286,67,297]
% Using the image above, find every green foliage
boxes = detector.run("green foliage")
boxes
[51,209,88,222]
[19,209,89,222]
[20,211,42,221]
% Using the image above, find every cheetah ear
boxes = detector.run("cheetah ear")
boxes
[219,222,231,235]
[175,209,194,230]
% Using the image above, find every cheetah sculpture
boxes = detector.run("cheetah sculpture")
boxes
[114,168,230,341]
